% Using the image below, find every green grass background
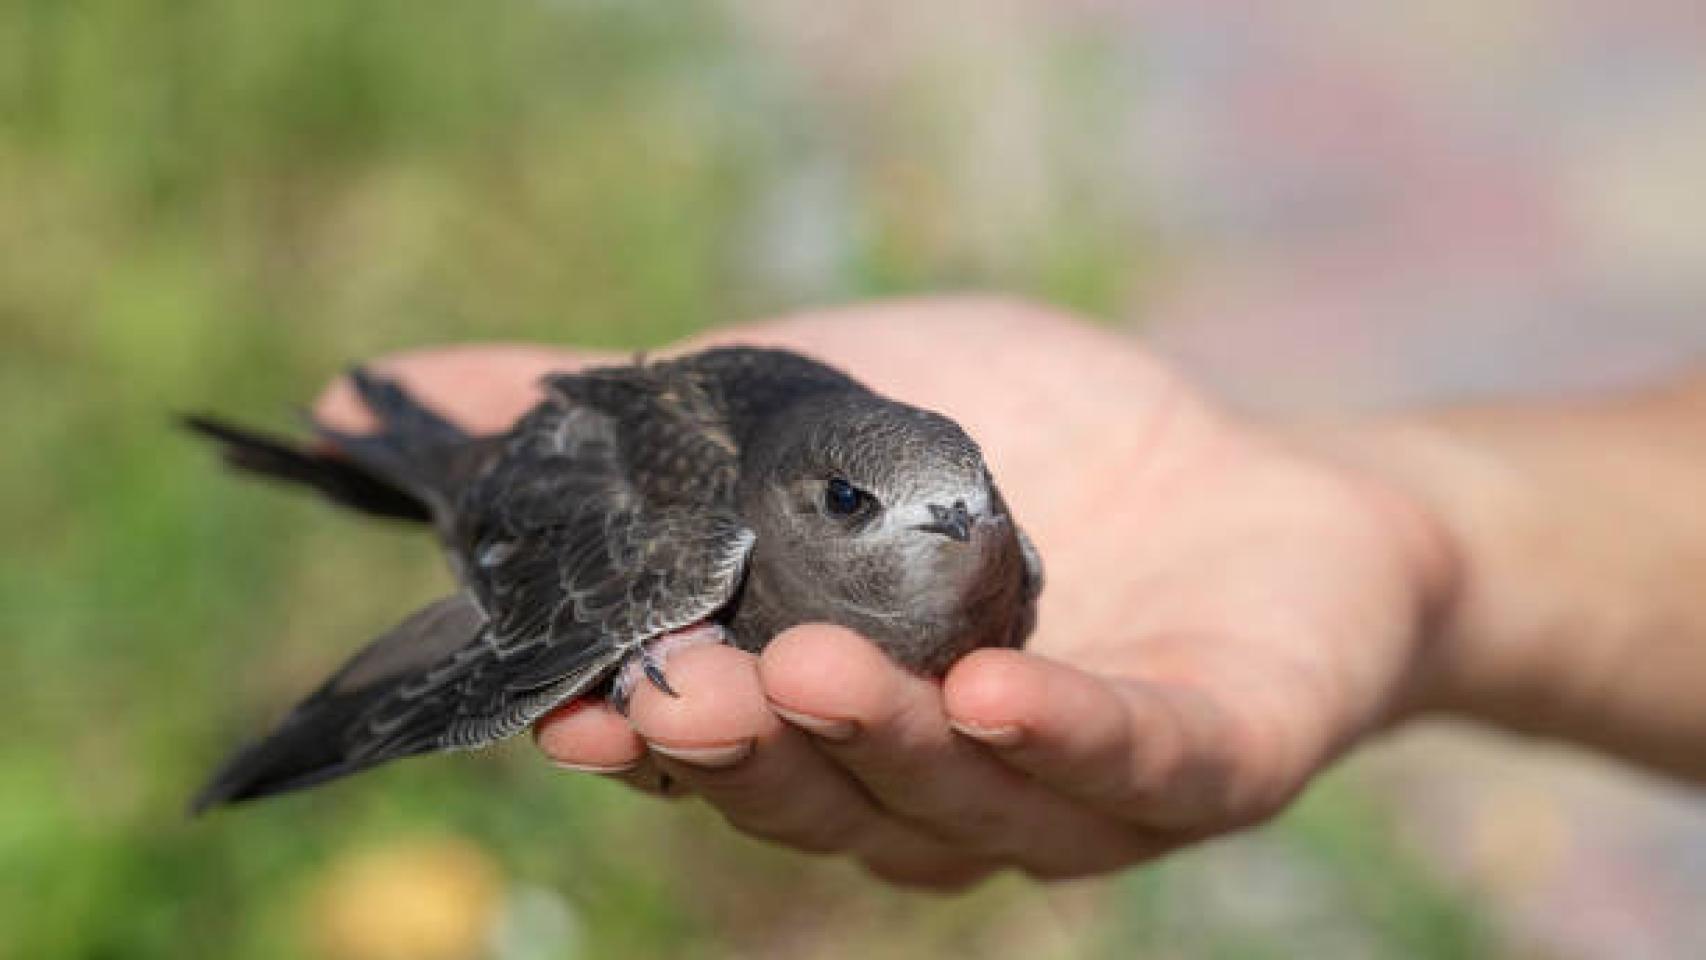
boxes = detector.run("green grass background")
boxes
[0,1,1493,956]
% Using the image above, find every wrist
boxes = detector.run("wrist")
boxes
[1260,415,1468,729]
[1330,407,1640,737]
[1281,416,1489,724]
[1274,375,1706,780]
[1332,418,1506,722]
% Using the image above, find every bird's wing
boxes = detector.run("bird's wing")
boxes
[193,505,755,810]
[357,394,759,752]
[195,391,757,810]
[453,371,748,648]
[358,495,755,746]
[334,385,760,760]
[451,502,756,715]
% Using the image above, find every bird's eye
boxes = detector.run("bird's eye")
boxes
[823,476,873,519]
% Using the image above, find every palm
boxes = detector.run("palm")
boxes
[727,300,1436,828]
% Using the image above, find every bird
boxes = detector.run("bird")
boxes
[184,345,1043,812]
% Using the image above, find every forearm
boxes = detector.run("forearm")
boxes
[1364,373,1706,779]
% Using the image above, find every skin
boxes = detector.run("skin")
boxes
[315,296,1706,888]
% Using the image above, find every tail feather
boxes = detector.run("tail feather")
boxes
[312,368,472,507]
[347,366,466,447]
[183,365,477,520]
[181,414,431,521]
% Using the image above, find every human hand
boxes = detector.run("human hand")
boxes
[316,297,1457,887]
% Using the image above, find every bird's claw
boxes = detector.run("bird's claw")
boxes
[643,657,679,698]
[609,620,728,713]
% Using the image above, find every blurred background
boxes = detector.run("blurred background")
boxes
[4,1,1704,957]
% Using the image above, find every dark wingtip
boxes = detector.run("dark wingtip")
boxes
[187,736,280,817]
[186,780,237,818]
[187,770,311,817]
[186,763,253,817]
[186,736,376,817]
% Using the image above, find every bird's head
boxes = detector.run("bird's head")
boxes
[741,394,1015,646]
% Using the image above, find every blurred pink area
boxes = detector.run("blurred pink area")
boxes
[1123,2,1706,408]
[739,0,1706,406]
[732,3,1706,957]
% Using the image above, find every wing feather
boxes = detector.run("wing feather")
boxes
[196,376,757,809]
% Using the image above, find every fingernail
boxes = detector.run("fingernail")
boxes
[646,739,753,768]
[548,758,641,775]
[771,703,858,742]
[949,719,1024,747]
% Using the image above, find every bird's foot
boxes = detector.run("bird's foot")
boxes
[610,621,729,713]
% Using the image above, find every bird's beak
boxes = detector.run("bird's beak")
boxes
[914,500,974,542]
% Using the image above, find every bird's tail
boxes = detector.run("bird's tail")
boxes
[182,367,478,521]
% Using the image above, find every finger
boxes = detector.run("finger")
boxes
[760,626,1165,877]
[311,345,620,434]
[535,697,646,772]
[623,643,992,883]
[531,698,691,797]
[944,648,1280,830]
